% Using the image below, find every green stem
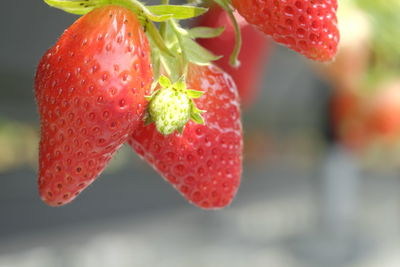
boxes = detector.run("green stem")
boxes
[170,19,189,79]
[159,0,169,38]
[226,9,242,67]
[212,0,242,67]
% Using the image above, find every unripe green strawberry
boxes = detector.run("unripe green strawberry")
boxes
[146,76,204,135]
[149,88,191,135]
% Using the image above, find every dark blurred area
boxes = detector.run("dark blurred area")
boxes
[0,1,399,267]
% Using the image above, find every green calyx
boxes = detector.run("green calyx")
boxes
[145,75,204,135]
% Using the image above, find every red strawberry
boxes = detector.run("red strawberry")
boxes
[365,82,400,141]
[231,0,340,61]
[128,64,243,209]
[34,5,153,206]
[196,6,270,108]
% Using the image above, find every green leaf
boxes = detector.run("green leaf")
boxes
[118,0,174,22]
[141,10,173,22]
[189,27,225,39]
[145,22,174,57]
[186,89,204,99]
[159,75,172,88]
[44,0,177,21]
[147,5,208,20]
[43,0,104,15]
[181,36,222,65]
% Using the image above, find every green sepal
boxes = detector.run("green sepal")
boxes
[186,89,204,99]
[147,5,208,20]
[177,126,184,134]
[190,108,205,124]
[144,114,154,125]
[191,104,205,115]
[189,100,205,125]
[189,26,225,39]
[173,78,187,91]
[158,75,172,88]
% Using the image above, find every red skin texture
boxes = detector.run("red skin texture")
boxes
[232,0,340,62]
[196,7,270,108]
[128,64,243,209]
[35,6,153,206]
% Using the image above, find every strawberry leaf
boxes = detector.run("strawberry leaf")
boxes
[181,36,222,65]
[43,0,102,14]
[147,5,208,20]
[145,21,174,57]
[189,27,225,39]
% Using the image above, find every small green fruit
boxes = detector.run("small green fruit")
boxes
[149,88,191,135]
[146,75,205,135]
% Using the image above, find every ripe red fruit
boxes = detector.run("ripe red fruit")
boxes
[34,5,153,206]
[196,6,270,108]
[365,82,400,141]
[331,82,400,153]
[128,64,243,209]
[232,0,340,61]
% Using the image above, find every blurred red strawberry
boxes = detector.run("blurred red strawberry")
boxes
[331,81,400,153]
[366,82,400,141]
[195,6,270,108]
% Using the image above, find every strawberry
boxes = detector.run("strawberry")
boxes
[196,6,270,108]
[365,82,400,141]
[231,0,340,62]
[331,82,400,153]
[34,5,153,206]
[145,76,205,135]
[128,64,243,209]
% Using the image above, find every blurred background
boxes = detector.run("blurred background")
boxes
[0,1,399,266]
